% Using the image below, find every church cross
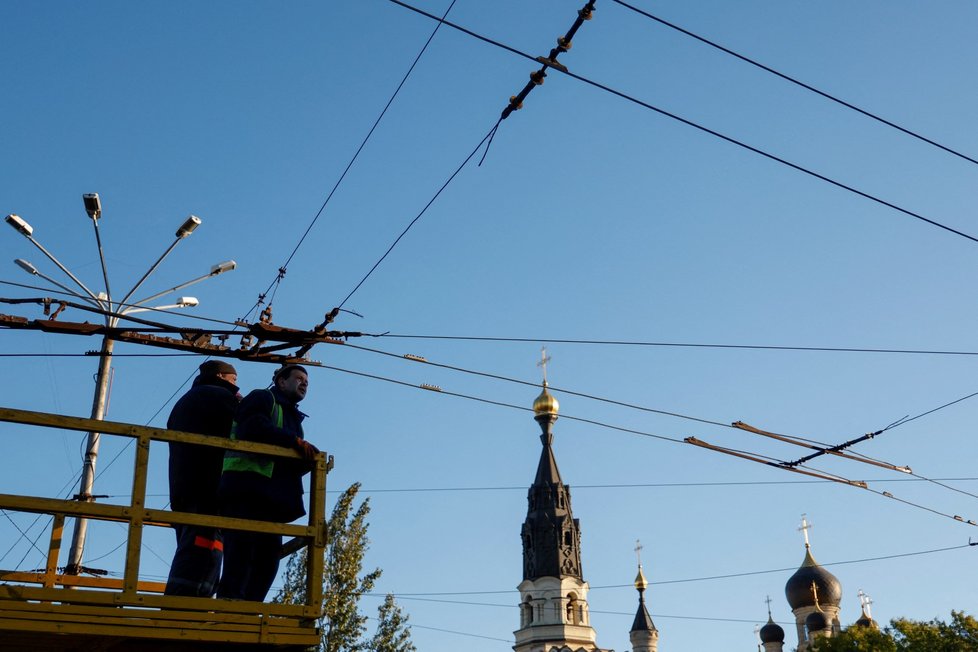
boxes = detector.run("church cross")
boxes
[798,513,812,548]
[537,347,552,384]
[634,539,644,566]
[765,595,773,616]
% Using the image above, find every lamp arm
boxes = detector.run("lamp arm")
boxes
[26,236,104,307]
[128,271,211,308]
[116,237,180,312]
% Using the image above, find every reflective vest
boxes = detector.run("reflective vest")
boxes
[222,390,283,478]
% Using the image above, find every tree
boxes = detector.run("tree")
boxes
[274,482,414,652]
[811,611,978,652]
[370,593,417,652]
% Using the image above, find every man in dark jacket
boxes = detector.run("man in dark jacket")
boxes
[165,359,240,597]
[217,364,319,602]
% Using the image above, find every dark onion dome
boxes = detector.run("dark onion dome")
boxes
[806,610,829,634]
[855,609,879,629]
[759,617,785,644]
[785,547,842,609]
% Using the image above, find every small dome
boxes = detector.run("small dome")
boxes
[785,547,842,609]
[759,619,785,644]
[634,564,648,592]
[533,382,559,416]
[855,613,878,629]
[806,610,829,634]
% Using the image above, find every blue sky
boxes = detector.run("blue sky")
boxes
[3,1,978,650]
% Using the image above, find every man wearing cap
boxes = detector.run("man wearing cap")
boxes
[217,364,319,602]
[164,359,240,597]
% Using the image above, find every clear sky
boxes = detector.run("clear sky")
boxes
[3,1,978,650]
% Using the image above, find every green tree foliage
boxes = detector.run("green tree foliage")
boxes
[274,482,413,652]
[811,611,978,652]
[370,593,417,652]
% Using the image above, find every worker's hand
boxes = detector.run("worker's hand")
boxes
[295,438,320,462]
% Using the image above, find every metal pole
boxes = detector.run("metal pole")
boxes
[65,334,114,574]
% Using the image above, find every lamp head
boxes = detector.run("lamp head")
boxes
[5,214,33,237]
[211,260,236,275]
[14,258,38,275]
[82,193,102,220]
[176,296,199,307]
[175,215,201,239]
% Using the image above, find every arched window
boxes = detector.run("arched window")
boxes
[566,593,579,624]
[523,596,533,625]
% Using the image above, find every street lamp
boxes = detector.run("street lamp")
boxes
[5,196,235,575]
[13,258,102,307]
[122,296,199,314]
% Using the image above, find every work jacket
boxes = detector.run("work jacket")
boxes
[218,386,310,523]
[167,374,239,515]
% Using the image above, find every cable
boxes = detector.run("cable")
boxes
[386,0,978,246]
[237,0,459,328]
[316,361,685,444]
[383,542,973,596]
[336,119,501,309]
[381,333,978,357]
[0,353,198,358]
[610,0,978,167]
[344,341,730,427]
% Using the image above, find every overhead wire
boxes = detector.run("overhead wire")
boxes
[377,541,974,596]
[336,120,501,309]
[609,0,978,167]
[342,340,730,428]
[386,0,978,246]
[239,0,460,324]
[381,332,978,357]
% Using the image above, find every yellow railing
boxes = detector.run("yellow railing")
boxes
[0,406,330,646]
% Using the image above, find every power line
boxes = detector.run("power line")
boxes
[316,361,686,444]
[386,0,978,247]
[240,0,459,324]
[609,0,978,167]
[382,333,978,357]
[382,542,974,597]
[343,340,730,428]
[336,120,500,309]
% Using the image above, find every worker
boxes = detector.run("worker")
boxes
[217,364,319,601]
[164,359,240,597]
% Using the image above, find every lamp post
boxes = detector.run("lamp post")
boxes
[5,195,235,574]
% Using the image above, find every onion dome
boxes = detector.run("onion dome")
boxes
[855,612,878,629]
[630,564,657,634]
[533,381,560,416]
[759,616,785,644]
[785,546,842,609]
[806,610,829,634]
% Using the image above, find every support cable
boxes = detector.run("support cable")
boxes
[239,0,459,326]
[382,332,978,357]
[336,121,501,309]
[387,0,978,246]
[610,0,978,167]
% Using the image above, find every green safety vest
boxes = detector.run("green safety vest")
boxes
[222,390,283,479]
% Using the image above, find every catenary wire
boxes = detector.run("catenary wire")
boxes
[238,0,459,325]
[386,0,978,246]
[382,332,978,357]
[316,361,685,444]
[336,119,501,309]
[343,341,730,428]
[379,542,973,596]
[610,0,978,167]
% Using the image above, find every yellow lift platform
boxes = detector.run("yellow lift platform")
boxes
[0,406,329,651]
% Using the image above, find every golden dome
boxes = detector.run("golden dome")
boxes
[634,564,649,591]
[532,381,559,416]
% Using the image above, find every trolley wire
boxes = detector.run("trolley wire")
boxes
[610,0,978,167]
[387,0,978,246]
[381,332,978,357]
[239,0,459,325]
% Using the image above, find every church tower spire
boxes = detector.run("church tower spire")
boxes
[515,351,608,652]
[629,541,659,652]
